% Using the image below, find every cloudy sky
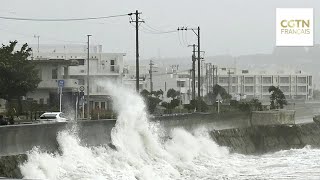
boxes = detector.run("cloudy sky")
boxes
[0,0,319,61]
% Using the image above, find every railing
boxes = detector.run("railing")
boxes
[68,65,120,75]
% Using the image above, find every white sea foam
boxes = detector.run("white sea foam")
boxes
[20,82,320,180]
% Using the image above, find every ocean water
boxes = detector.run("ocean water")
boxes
[20,83,320,180]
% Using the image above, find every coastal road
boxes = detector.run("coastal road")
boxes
[293,101,320,124]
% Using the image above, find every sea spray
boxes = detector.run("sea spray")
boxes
[21,82,320,180]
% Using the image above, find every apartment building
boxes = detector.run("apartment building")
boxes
[26,45,125,112]
[147,68,193,104]
[215,68,313,100]
[123,65,148,90]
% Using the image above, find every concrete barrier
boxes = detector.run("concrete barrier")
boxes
[0,112,250,157]
[251,110,295,126]
[0,120,116,156]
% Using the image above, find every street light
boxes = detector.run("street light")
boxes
[87,35,92,120]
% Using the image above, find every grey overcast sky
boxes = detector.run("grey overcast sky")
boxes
[0,0,319,61]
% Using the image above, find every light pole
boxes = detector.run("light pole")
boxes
[87,35,92,120]
[34,35,40,54]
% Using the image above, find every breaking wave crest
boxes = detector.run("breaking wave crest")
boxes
[20,83,320,180]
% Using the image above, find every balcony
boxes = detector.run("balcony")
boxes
[38,79,79,89]
[69,65,120,76]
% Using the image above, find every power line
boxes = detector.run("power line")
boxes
[0,27,85,44]
[177,31,184,47]
[0,14,129,22]
[140,24,177,34]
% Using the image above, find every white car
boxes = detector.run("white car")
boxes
[38,112,68,123]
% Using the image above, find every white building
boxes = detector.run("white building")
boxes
[26,45,125,113]
[146,67,193,104]
[214,67,313,101]
[123,65,148,90]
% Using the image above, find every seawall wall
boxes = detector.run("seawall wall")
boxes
[211,122,320,154]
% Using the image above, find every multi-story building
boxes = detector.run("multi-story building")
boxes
[146,67,193,104]
[123,65,148,90]
[25,45,125,113]
[215,68,313,101]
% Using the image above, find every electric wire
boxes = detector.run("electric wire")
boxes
[0,14,129,21]
[0,27,85,44]
[177,31,184,47]
[140,23,177,34]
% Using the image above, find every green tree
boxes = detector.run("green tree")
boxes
[140,89,150,98]
[206,84,232,104]
[166,88,180,99]
[238,98,262,112]
[152,89,163,98]
[140,89,162,113]
[0,41,41,114]
[268,86,287,109]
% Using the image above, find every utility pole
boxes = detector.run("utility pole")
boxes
[178,26,202,111]
[86,34,92,120]
[149,60,154,92]
[206,63,209,95]
[188,44,196,100]
[130,10,144,92]
[197,27,201,100]
[34,35,40,54]
[213,65,215,86]
[216,66,218,85]
[228,69,231,95]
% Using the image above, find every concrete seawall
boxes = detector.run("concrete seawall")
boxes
[0,112,250,157]
[0,112,250,178]
[211,122,320,154]
[0,120,116,157]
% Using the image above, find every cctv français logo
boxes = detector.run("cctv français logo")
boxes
[276,8,314,46]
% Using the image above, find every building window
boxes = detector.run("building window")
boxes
[244,77,254,84]
[245,86,254,93]
[262,77,272,84]
[110,60,115,72]
[177,81,185,87]
[95,102,99,109]
[89,101,93,111]
[232,77,238,83]
[297,77,307,84]
[279,86,290,93]
[52,68,58,79]
[39,98,44,105]
[219,77,228,83]
[77,59,85,65]
[232,86,237,93]
[309,76,312,86]
[262,86,269,93]
[297,86,307,92]
[280,77,289,84]
[101,102,105,109]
